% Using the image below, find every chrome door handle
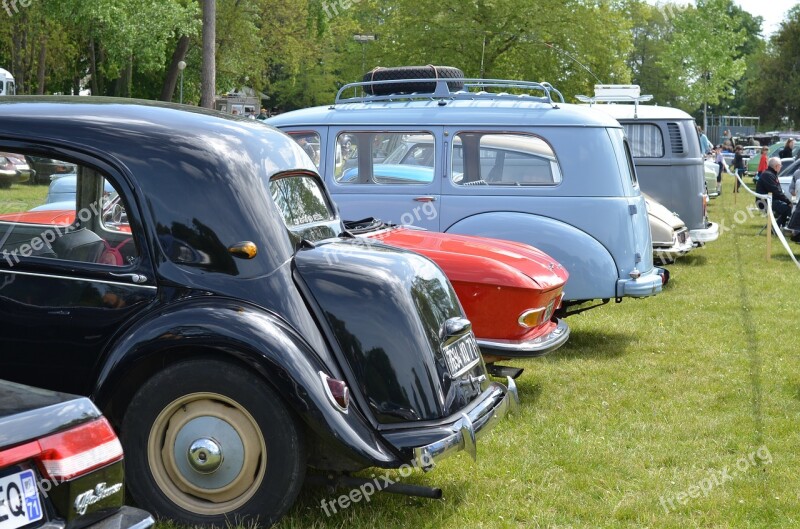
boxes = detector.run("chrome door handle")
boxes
[110,272,148,284]
[413,196,437,203]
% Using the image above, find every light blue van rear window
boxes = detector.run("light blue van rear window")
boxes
[451,133,562,186]
[334,132,435,185]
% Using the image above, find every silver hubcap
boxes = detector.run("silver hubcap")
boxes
[187,438,223,473]
[173,416,244,489]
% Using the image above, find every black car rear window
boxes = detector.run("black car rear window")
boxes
[269,175,336,228]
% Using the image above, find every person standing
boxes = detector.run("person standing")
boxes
[756,157,792,227]
[732,145,745,193]
[756,146,769,180]
[697,126,712,155]
[714,145,727,194]
[778,138,795,160]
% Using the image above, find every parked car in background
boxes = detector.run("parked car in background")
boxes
[779,158,800,197]
[345,219,569,364]
[0,380,154,529]
[748,143,800,175]
[644,193,693,264]
[0,98,516,527]
[579,86,718,247]
[26,156,76,184]
[704,159,721,198]
[0,152,33,188]
[269,67,668,314]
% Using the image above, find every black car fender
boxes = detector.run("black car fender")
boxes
[92,297,401,469]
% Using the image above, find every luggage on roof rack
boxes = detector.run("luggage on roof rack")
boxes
[335,69,565,108]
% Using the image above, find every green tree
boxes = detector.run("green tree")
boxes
[743,6,800,129]
[659,0,747,128]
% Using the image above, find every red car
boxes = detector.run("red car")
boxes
[346,220,570,364]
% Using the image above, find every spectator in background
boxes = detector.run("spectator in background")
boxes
[714,145,727,194]
[756,146,769,180]
[732,144,745,193]
[256,108,269,120]
[722,129,734,150]
[778,138,796,160]
[756,157,792,228]
[697,126,712,155]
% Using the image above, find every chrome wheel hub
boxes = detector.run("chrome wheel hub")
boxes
[187,437,223,473]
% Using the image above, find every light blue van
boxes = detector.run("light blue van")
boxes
[268,72,668,312]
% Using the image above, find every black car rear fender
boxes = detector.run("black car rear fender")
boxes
[92,298,401,469]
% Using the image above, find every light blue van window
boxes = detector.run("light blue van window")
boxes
[451,133,561,186]
[609,128,638,187]
[622,123,664,158]
[334,132,435,185]
[287,132,321,169]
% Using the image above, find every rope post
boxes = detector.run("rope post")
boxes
[767,192,772,262]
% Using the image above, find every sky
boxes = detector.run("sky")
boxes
[645,1,798,36]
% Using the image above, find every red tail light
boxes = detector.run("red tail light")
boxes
[0,418,123,482]
[319,372,350,413]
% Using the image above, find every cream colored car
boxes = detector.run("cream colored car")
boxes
[645,193,693,264]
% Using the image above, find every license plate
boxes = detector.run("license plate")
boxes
[677,230,688,244]
[0,469,43,529]
[544,298,556,322]
[442,335,481,378]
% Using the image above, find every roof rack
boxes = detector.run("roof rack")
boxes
[576,84,654,119]
[333,78,565,108]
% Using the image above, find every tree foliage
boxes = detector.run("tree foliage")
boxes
[0,0,795,129]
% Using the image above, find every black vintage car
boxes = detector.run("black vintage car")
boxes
[0,380,154,529]
[0,98,516,526]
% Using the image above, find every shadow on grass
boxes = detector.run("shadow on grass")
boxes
[545,330,632,362]
[674,253,708,266]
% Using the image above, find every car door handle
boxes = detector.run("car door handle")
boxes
[413,196,437,203]
[110,272,148,284]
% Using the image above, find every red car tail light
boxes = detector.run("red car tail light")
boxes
[37,417,123,481]
[319,372,350,413]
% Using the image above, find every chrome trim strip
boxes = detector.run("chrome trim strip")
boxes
[0,268,157,290]
[477,318,570,357]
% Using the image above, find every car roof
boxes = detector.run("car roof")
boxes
[585,103,694,121]
[268,99,622,129]
[0,96,314,175]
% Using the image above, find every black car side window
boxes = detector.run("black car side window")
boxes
[0,152,138,267]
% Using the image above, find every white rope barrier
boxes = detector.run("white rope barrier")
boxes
[735,172,800,270]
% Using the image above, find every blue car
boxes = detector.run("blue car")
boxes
[43,173,114,204]
[268,67,668,312]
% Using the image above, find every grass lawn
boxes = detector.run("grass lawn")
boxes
[0,182,48,214]
[145,177,796,528]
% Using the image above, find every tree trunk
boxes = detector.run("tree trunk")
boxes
[160,35,191,102]
[200,0,216,109]
[36,38,46,95]
[89,38,99,96]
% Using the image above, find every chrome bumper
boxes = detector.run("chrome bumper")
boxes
[477,318,570,358]
[690,222,720,244]
[618,266,667,298]
[396,378,518,470]
[653,235,694,261]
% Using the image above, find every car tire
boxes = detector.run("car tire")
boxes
[362,65,464,96]
[121,358,306,527]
